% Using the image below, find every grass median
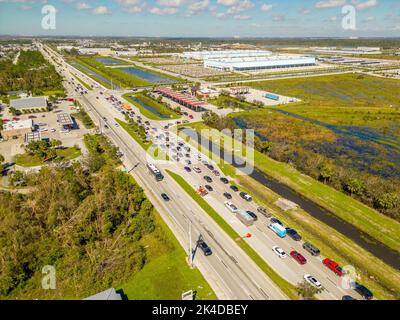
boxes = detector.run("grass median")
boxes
[166,169,298,300]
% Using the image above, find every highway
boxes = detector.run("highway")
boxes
[40,43,288,300]
[40,43,366,300]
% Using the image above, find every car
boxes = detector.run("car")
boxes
[246,211,258,221]
[302,242,320,256]
[304,274,322,289]
[223,192,232,199]
[257,206,272,218]
[206,164,214,171]
[204,176,212,183]
[342,295,357,300]
[323,258,345,276]
[197,239,212,256]
[354,283,373,300]
[272,246,287,259]
[239,192,252,202]
[205,185,213,192]
[184,166,191,172]
[286,228,302,241]
[230,185,239,192]
[193,167,202,173]
[115,123,120,127]
[220,177,229,184]
[270,217,283,226]
[184,160,192,165]
[212,170,220,177]
[290,251,307,265]
[224,201,238,213]
[161,193,170,201]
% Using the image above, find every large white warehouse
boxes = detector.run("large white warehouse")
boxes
[204,56,317,71]
[180,50,273,61]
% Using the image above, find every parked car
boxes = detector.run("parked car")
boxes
[224,201,238,213]
[354,283,373,300]
[246,211,258,221]
[302,243,320,256]
[286,228,302,241]
[240,192,252,202]
[184,166,191,172]
[212,170,220,176]
[197,239,212,256]
[323,258,345,276]
[223,192,232,200]
[161,193,170,202]
[272,246,287,259]
[290,251,307,265]
[304,274,322,289]
[270,217,283,226]
[257,206,271,218]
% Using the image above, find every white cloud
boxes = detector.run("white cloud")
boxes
[186,0,211,16]
[233,14,250,20]
[315,0,346,9]
[156,0,184,7]
[217,0,238,6]
[91,6,111,15]
[116,0,145,13]
[149,6,177,14]
[227,0,254,15]
[260,3,272,12]
[351,0,378,11]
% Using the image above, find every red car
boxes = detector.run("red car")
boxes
[323,258,345,276]
[189,115,194,119]
[290,251,307,265]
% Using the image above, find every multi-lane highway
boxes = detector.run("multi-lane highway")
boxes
[40,43,366,300]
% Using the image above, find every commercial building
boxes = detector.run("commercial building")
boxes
[10,96,48,113]
[204,56,317,72]
[1,119,34,140]
[57,113,74,130]
[313,46,381,55]
[180,50,273,61]
[78,48,115,56]
[155,87,206,112]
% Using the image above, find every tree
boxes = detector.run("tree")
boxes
[296,280,323,300]
[50,139,62,148]
[0,154,4,163]
[343,178,364,196]
[374,193,399,210]
[319,164,334,182]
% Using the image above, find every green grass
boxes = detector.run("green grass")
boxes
[72,109,95,129]
[118,210,216,300]
[185,122,400,253]
[166,169,298,300]
[68,59,112,89]
[74,75,92,91]
[208,94,260,110]
[14,147,81,167]
[122,93,181,121]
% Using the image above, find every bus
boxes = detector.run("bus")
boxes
[147,163,164,181]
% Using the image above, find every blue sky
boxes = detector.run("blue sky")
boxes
[0,0,399,37]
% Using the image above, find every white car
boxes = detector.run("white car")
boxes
[304,274,322,289]
[272,246,287,259]
[193,167,202,173]
[224,201,238,213]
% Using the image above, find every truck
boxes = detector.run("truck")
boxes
[122,103,132,111]
[236,209,255,227]
[269,223,287,238]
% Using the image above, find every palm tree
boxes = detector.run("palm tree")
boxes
[296,280,323,300]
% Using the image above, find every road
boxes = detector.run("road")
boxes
[39,43,288,300]
[40,43,366,300]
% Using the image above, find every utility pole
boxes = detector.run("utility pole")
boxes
[188,220,193,267]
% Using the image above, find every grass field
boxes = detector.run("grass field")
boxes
[118,210,216,300]
[123,93,181,120]
[166,169,298,300]
[208,94,260,110]
[14,147,81,167]
[184,122,400,253]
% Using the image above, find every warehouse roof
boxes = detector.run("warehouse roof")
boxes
[3,119,34,131]
[10,96,48,110]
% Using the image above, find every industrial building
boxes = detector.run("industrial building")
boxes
[78,48,115,56]
[204,56,317,72]
[180,50,273,61]
[1,119,34,140]
[155,87,206,112]
[10,96,48,112]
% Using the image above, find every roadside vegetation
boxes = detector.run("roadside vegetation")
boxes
[71,102,95,129]
[208,91,264,110]
[115,118,150,150]
[0,50,64,96]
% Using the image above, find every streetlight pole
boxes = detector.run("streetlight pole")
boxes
[188,220,193,267]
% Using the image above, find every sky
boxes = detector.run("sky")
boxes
[0,0,399,37]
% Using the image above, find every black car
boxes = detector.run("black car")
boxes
[286,228,302,241]
[204,176,213,183]
[220,177,229,184]
[354,283,373,300]
[205,185,213,192]
[207,164,214,171]
[270,217,283,226]
[198,239,212,256]
[161,193,170,201]
[230,185,239,192]
[342,295,357,300]
[246,211,258,221]
[223,192,232,199]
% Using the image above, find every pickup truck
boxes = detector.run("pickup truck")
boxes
[323,258,345,276]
